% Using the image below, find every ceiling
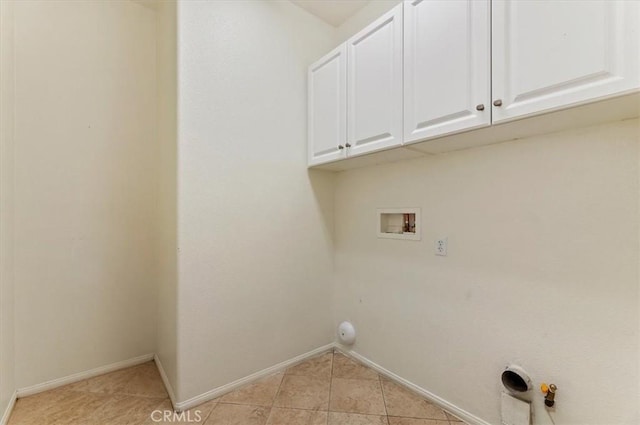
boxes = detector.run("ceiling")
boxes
[131,0,370,27]
[291,0,370,27]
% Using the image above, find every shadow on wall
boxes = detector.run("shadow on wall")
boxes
[307,169,335,246]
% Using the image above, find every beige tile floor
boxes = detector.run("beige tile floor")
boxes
[8,350,468,425]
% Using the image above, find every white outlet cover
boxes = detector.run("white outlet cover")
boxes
[435,238,448,256]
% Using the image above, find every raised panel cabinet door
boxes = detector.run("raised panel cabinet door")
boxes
[347,3,403,157]
[492,0,640,123]
[308,44,347,166]
[404,0,490,145]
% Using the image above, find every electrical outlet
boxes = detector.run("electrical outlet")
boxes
[435,238,448,256]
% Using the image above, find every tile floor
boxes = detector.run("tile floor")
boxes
[8,350,468,425]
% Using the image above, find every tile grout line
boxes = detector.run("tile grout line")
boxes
[217,372,287,423]
[378,374,457,424]
[151,396,173,423]
[268,365,288,422]
[379,374,391,425]
[219,400,332,412]
[326,349,335,423]
[200,399,219,425]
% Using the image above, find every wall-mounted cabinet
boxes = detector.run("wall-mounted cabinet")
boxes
[308,4,403,166]
[308,45,347,166]
[308,0,639,169]
[492,0,639,123]
[347,4,403,157]
[403,0,491,144]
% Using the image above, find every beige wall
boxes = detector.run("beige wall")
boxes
[12,0,158,388]
[0,0,16,416]
[333,119,640,424]
[155,0,178,400]
[175,0,336,402]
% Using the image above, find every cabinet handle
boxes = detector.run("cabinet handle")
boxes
[493,99,503,107]
[476,104,485,111]
[338,145,344,150]
[345,143,351,148]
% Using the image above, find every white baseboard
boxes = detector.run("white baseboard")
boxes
[174,343,335,412]
[16,353,154,398]
[8,344,489,424]
[0,391,16,425]
[334,344,491,425]
[154,354,177,409]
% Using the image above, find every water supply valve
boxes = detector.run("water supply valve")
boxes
[540,383,557,407]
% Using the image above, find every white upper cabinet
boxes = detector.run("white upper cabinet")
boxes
[308,45,347,166]
[347,3,403,157]
[492,0,640,123]
[403,0,491,144]
[308,0,640,168]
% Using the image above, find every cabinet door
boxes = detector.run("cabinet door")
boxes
[347,3,403,158]
[492,0,640,123]
[308,45,347,166]
[404,0,490,145]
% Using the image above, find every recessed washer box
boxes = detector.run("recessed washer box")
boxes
[377,208,421,241]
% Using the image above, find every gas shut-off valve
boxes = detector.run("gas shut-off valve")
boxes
[540,383,557,407]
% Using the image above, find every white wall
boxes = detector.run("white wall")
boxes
[156,0,179,399]
[12,0,158,389]
[0,0,16,416]
[176,0,336,402]
[333,119,640,425]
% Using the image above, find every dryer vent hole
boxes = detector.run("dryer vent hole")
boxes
[501,370,528,392]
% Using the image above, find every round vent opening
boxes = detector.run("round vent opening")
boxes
[501,369,529,393]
